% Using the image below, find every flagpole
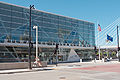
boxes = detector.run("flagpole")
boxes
[117,26,119,58]
[98,32,101,60]
[97,22,101,60]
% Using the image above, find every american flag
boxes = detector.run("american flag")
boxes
[98,24,101,31]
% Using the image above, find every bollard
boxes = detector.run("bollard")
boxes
[102,58,104,62]
[80,59,82,62]
[94,58,96,63]
[119,56,120,62]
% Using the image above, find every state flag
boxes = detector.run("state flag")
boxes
[107,34,113,42]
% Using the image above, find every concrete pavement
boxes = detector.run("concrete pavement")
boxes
[0,61,119,74]
[0,61,120,80]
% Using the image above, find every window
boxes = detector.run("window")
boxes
[11,23,23,28]
[42,12,51,18]
[12,11,22,18]
[0,15,11,22]
[79,21,84,25]
[43,17,51,23]
[51,15,59,19]
[33,16,43,21]
[0,3,11,10]
[0,9,11,16]
[32,10,43,16]
[51,19,58,24]
[12,17,23,23]
[59,16,66,21]
[2,22,11,28]
[12,6,23,12]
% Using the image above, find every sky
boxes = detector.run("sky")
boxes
[0,0,120,45]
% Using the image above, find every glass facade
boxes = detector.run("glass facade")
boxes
[0,2,95,46]
[0,2,95,63]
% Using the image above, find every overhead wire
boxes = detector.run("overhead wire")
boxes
[95,18,120,37]
[96,18,120,43]
[95,18,120,42]
[95,18,120,40]
[99,19,120,46]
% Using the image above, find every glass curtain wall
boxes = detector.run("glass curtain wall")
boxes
[0,2,95,46]
[0,2,95,62]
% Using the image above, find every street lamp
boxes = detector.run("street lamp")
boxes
[54,43,58,66]
[33,26,38,63]
[28,5,35,70]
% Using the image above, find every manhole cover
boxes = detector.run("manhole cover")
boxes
[59,77,66,80]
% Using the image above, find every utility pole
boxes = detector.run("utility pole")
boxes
[28,5,35,70]
[54,44,58,66]
[117,26,120,62]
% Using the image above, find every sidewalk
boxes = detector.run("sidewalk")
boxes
[0,62,81,74]
[0,61,119,74]
[0,66,56,74]
[0,68,32,74]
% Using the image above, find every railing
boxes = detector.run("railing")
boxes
[2,39,93,47]
[0,58,20,62]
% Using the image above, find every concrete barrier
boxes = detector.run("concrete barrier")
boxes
[0,62,28,70]
[0,61,47,70]
[41,61,47,67]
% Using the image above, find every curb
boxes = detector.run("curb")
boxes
[0,68,54,74]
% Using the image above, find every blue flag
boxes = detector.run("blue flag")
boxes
[107,34,113,42]
[71,31,76,35]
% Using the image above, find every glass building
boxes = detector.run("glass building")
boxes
[0,2,95,63]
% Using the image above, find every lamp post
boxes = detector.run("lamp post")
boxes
[55,44,58,66]
[28,5,35,70]
[33,26,38,62]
